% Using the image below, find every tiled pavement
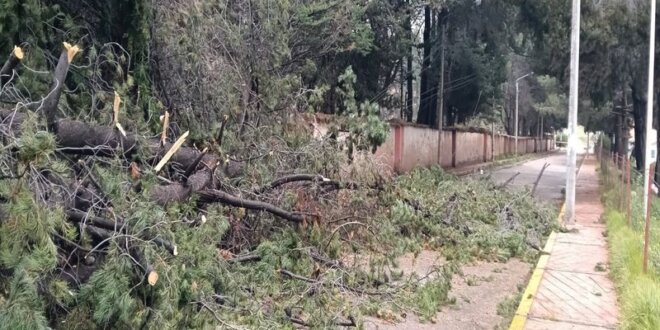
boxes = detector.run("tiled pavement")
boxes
[524,157,619,329]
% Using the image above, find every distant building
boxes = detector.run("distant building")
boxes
[628,128,657,160]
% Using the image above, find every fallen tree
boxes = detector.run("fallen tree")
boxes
[0,43,367,328]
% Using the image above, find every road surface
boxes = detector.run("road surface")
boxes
[482,152,569,206]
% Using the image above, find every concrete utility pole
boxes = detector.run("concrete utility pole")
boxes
[515,72,534,155]
[643,0,656,273]
[565,0,581,223]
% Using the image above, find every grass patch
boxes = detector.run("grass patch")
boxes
[604,210,660,330]
[495,291,523,330]
[601,158,660,330]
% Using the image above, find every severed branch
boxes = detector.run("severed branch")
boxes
[216,114,228,148]
[160,111,170,144]
[66,209,126,232]
[130,246,159,286]
[254,174,325,194]
[198,189,304,223]
[308,248,344,269]
[496,172,520,189]
[284,308,356,328]
[254,174,360,195]
[154,131,189,172]
[531,163,551,197]
[183,147,208,184]
[43,43,79,130]
[83,225,163,286]
[0,46,24,86]
[70,209,177,256]
[278,269,381,296]
[227,252,261,263]
[0,110,221,176]
[150,170,212,205]
[151,236,178,256]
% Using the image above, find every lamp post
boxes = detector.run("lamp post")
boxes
[643,0,656,273]
[515,72,534,155]
[565,0,581,224]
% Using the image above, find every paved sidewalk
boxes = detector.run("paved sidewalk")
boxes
[512,156,619,329]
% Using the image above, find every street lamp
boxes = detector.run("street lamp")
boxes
[515,72,534,154]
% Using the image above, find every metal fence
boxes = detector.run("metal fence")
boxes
[597,143,658,273]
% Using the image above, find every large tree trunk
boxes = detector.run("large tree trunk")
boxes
[435,8,448,129]
[632,83,645,171]
[656,90,660,183]
[404,1,414,122]
[416,6,433,125]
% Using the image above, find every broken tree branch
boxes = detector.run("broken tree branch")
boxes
[227,252,261,263]
[183,148,208,184]
[70,209,177,256]
[496,172,520,189]
[278,268,381,295]
[0,111,220,175]
[198,189,303,223]
[254,174,325,194]
[531,163,550,197]
[216,114,228,148]
[154,131,189,172]
[0,46,24,86]
[43,43,79,130]
[150,169,212,205]
[160,111,170,144]
[254,174,360,195]
[284,307,356,328]
[66,209,126,232]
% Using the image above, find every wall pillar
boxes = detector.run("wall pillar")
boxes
[451,130,457,167]
[483,132,488,162]
[393,125,404,173]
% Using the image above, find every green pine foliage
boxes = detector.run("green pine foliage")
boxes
[380,167,557,263]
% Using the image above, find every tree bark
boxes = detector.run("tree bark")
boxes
[632,83,645,171]
[435,8,448,130]
[43,45,78,130]
[197,190,304,223]
[0,111,220,174]
[417,6,433,126]
[404,0,414,122]
[656,90,660,183]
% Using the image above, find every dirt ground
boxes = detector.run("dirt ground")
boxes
[363,251,530,330]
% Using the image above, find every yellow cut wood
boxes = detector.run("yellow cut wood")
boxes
[115,122,127,137]
[160,111,170,144]
[147,270,159,286]
[63,42,80,63]
[154,131,189,173]
[12,46,24,60]
[113,91,121,125]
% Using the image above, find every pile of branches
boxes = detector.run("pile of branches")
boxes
[0,43,367,328]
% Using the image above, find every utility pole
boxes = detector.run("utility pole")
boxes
[643,0,656,273]
[565,0,581,224]
[515,72,534,155]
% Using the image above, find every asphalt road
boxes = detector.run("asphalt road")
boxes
[481,152,569,205]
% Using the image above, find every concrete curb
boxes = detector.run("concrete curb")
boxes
[509,205,564,330]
